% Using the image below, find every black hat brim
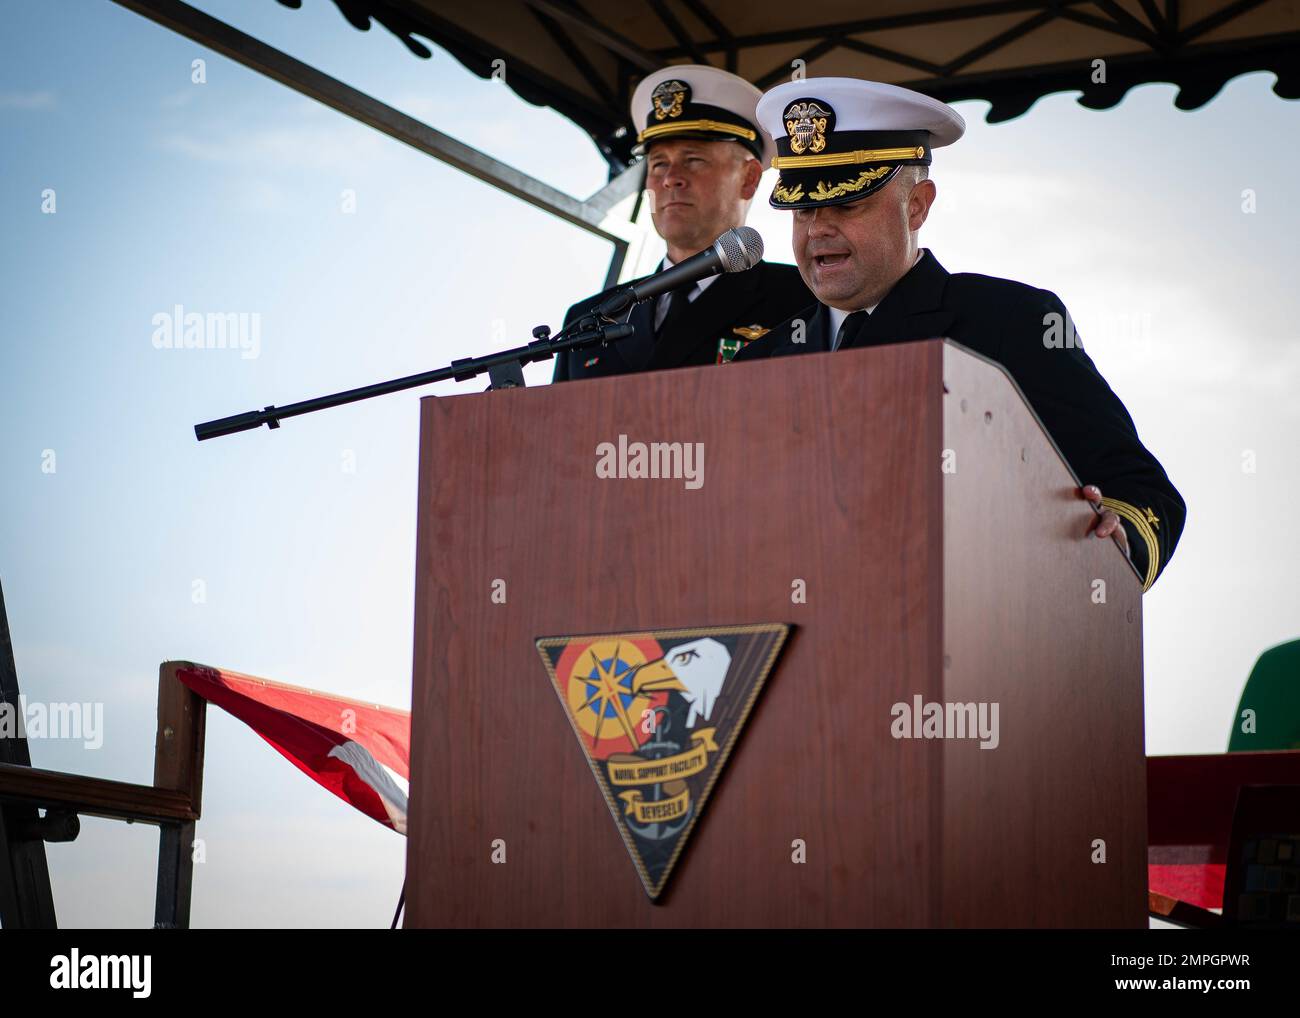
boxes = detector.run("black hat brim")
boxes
[769,163,903,210]
[637,130,764,163]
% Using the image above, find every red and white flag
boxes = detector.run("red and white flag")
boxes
[170,662,410,834]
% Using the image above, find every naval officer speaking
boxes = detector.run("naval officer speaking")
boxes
[552,64,812,382]
[733,78,1185,591]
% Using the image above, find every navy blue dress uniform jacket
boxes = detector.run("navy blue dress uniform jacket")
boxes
[733,249,1185,591]
[552,260,813,382]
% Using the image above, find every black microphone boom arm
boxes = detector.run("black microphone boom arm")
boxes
[193,317,632,441]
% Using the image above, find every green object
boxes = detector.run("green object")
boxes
[1229,640,1300,751]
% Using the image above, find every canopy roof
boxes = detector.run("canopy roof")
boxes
[284,0,1300,169]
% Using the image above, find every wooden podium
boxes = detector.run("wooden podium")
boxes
[404,339,1147,927]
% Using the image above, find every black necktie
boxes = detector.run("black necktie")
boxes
[832,309,868,351]
[655,283,695,339]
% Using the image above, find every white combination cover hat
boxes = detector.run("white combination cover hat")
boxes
[632,64,775,167]
[755,77,965,208]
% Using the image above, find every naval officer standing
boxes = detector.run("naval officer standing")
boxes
[553,65,812,382]
[733,78,1184,590]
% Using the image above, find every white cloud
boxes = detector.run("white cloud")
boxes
[160,90,195,110]
[155,118,388,173]
[0,90,56,110]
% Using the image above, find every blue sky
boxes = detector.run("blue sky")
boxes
[2,0,1298,927]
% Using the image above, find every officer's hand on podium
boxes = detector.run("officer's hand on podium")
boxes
[1080,484,1129,555]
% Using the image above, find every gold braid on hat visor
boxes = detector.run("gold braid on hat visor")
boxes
[772,145,925,169]
[637,119,758,143]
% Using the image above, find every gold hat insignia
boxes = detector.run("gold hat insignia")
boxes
[784,100,831,155]
[651,79,688,121]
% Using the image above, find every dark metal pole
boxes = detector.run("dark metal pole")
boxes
[109,0,628,243]
[154,820,196,929]
[194,319,633,440]
[0,577,58,929]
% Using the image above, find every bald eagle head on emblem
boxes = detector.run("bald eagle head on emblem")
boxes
[651,79,689,121]
[784,99,833,155]
[629,637,733,730]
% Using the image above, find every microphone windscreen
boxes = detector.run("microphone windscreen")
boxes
[714,226,764,272]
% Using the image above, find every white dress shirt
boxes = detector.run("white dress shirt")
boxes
[652,254,720,332]
[828,248,925,350]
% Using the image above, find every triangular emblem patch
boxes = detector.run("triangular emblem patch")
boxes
[536,623,790,900]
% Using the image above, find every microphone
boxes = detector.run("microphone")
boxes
[594,227,764,317]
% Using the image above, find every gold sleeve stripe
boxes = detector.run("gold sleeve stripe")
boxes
[1100,497,1160,592]
[772,146,925,170]
[638,120,757,143]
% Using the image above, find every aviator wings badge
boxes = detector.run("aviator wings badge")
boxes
[536,623,790,900]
